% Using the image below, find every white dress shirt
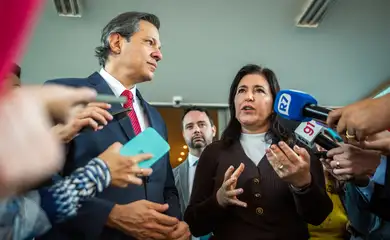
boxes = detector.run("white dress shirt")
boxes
[99,68,149,130]
[188,153,199,196]
[187,153,200,240]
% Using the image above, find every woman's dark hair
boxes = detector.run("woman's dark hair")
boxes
[221,64,293,147]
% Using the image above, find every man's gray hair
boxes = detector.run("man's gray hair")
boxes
[95,12,160,66]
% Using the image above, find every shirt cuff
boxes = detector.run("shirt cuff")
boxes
[371,155,387,185]
[356,180,375,202]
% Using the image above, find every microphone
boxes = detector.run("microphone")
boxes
[274,90,333,122]
[294,120,339,151]
[315,121,343,142]
[80,108,131,133]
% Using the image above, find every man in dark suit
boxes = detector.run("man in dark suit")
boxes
[173,107,215,240]
[40,12,190,240]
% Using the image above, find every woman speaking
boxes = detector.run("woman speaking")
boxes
[184,64,332,240]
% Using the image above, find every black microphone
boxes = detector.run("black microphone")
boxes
[80,108,132,133]
[112,108,132,121]
[302,104,332,123]
[315,133,339,150]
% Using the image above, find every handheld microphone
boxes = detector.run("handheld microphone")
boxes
[315,121,343,142]
[294,120,339,151]
[80,108,131,133]
[274,90,332,122]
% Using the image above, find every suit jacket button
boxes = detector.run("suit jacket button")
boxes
[254,193,261,198]
[256,207,264,215]
[253,178,260,184]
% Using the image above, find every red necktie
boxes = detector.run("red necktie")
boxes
[121,90,142,135]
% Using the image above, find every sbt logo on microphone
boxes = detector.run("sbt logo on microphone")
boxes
[277,93,291,116]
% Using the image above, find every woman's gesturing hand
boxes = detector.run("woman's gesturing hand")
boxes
[216,163,247,208]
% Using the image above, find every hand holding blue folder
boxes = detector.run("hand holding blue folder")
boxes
[120,127,171,168]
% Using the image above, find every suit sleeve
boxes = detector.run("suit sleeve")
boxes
[39,158,111,224]
[290,150,333,225]
[355,156,387,202]
[42,79,116,238]
[162,124,182,220]
[344,183,378,232]
[369,155,390,221]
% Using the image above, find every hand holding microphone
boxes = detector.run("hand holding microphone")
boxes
[327,94,390,141]
[29,85,98,124]
[273,89,390,142]
[291,121,355,181]
[273,90,340,150]
[273,89,341,142]
[52,102,114,143]
[325,144,381,179]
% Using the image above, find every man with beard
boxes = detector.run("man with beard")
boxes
[173,106,216,240]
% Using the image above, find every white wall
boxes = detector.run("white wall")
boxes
[21,0,390,106]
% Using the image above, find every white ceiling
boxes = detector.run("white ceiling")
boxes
[21,0,390,106]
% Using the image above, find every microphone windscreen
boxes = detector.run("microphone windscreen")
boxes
[274,90,317,122]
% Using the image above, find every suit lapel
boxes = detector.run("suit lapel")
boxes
[136,90,166,138]
[87,72,122,112]
[179,159,190,208]
[136,90,155,126]
[87,72,135,140]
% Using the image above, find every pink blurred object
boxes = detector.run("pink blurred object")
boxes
[0,0,44,92]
